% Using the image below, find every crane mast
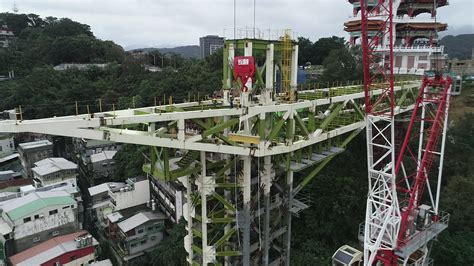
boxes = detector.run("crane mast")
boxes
[358,0,452,265]
[360,0,400,264]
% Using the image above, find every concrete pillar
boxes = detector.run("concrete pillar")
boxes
[178,119,185,141]
[263,43,275,105]
[185,176,194,264]
[290,45,299,100]
[284,170,294,266]
[241,155,252,266]
[224,43,235,106]
[201,151,209,265]
[241,42,253,107]
[262,155,272,265]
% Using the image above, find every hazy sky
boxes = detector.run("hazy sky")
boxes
[1,0,473,49]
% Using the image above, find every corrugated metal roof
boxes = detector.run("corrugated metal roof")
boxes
[0,218,12,235]
[118,211,166,233]
[18,140,52,150]
[9,230,98,266]
[106,212,123,223]
[32,158,77,176]
[0,178,33,191]
[90,150,117,163]
[0,153,19,163]
[88,182,125,196]
[3,191,76,221]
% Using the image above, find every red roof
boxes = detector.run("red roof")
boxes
[0,179,33,190]
[9,230,88,265]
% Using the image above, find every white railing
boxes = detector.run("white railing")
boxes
[374,45,444,54]
[347,14,437,24]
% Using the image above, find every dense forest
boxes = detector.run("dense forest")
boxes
[1,12,473,265]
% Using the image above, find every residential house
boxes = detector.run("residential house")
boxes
[0,191,80,253]
[88,177,150,228]
[149,176,185,223]
[89,150,118,185]
[108,211,166,265]
[9,230,99,266]
[32,158,78,187]
[18,140,53,178]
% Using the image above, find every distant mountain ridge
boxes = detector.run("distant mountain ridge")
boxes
[126,33,474,61]
[129,45,200,59]
[440,34,474,60]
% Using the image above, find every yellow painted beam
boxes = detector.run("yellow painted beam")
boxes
[228,133,260,145]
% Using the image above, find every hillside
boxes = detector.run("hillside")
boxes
[158,45,200,58]
[440,34,474,60]
[131,45,200,59]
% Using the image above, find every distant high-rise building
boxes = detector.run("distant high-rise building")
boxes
[199,35,224,59]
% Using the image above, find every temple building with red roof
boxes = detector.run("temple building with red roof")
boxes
[344,0,449,75]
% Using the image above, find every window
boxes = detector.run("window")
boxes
[34,214,40,219]
[131,243,137,248]
[0,146,2,152]
[140,239,147,245]
[137,228,144,234]
[23,217,31,223]
[52,231,59,236]
[33,237,41,243]
[151,236,156,241]
[62,206,70,209]
[147,226,154,231]
[49,209,58,215]
[155,223,164,229]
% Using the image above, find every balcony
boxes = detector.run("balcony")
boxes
[374,45,444,54]
[358,211,449,259]
[395,211,449,259]
[347,13,438,24]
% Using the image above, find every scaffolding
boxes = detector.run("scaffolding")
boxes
[0,38,423,266]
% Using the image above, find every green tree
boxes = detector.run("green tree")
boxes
[113,144,148,181]
[1,13,30,35]
[320,47,362,84]
[149,219,187,266]
[312,36,345,65]
[296,37,314,65]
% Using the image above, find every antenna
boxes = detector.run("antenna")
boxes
[253,0,256,39]
[233,0,236,40]
[13,0,19,13]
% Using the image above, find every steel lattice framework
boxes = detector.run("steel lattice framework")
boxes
[393,76,451,262]
[359,0,452,265]
[0,35,425,265]
[360,0,401,264]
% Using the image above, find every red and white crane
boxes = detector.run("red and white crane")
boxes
[360,0,451,265]
[334,1,452,265]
